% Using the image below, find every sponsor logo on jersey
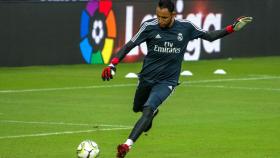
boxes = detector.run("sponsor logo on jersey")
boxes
[154,42,181,54]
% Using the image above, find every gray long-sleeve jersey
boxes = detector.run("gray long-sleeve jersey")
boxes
[115,18,230,85]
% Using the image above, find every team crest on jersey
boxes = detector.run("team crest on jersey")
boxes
[177,33,183,41]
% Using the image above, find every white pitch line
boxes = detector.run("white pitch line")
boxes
[0,127,132,140]
[0,120,132,128]
[184,76,280,85]
[247,74,279,78]
[186,85,280,92]
[0,84,136,93]
[0,76,279,94]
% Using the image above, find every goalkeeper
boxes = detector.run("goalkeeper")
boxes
[101,0,253,157]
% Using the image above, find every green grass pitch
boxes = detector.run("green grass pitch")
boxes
[0,56,280,158]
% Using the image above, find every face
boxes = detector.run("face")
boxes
[156,6,175,28]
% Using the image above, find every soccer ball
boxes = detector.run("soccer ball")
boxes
[76,140,100,158]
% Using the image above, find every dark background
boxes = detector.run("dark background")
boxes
[0,0,279,66]
[0,1,85,66]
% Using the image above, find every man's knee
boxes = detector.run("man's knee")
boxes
[142,106,153,118]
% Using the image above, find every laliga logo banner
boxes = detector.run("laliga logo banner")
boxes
[80,0,116,64]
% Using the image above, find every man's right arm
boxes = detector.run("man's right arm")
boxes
[101,41,136,81]
[101,20,153,81]
[114,41,136,61]
[113,19,156,62]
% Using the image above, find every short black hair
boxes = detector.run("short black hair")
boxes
[158,0,175,13]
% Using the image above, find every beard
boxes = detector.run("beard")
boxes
[159,18,174,28]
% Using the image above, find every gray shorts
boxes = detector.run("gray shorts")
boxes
[133,80,175,112]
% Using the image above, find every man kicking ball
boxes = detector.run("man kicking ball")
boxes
[101,0,253,157]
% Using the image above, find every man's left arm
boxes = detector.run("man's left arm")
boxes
[200,16,253,42]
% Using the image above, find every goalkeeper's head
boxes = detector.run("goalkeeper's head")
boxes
[157,0,176,28]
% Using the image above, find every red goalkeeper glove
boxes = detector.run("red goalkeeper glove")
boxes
[101,57,119,81]
[226,16,253,33]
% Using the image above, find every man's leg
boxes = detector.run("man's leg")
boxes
[116,81,152,158]
[132,81,152,113]
[142,83,174,132]
[117,83,174,158]
[116,106,154,158]
[128,106,154,141]
[143,108,159,132]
